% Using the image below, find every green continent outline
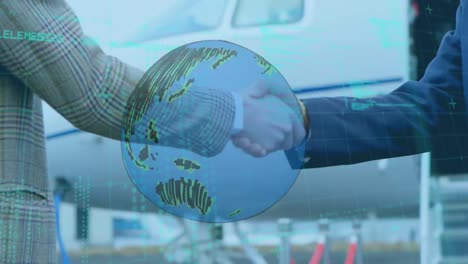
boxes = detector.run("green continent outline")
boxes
[167,78,195,102]
[155,177,214,216]
[123,45,238,169]
[254,54,276,75]
[173,157,201,173]
[228,208,242,217]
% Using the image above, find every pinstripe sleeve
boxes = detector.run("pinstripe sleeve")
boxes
[0,0,236,157]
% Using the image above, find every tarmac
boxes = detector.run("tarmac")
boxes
[60,248,419,263]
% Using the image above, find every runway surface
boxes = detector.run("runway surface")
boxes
[60,249,419,263]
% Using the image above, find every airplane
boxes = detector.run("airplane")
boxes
[44,0,420,262]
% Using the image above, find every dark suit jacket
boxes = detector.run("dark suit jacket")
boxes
[301,1,468,170]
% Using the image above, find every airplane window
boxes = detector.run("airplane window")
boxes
[133,0,228,41]
[232,0,304,28]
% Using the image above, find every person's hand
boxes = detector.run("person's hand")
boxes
[232,95,305,157]
[248,79,307,128]
[231,80,307,157]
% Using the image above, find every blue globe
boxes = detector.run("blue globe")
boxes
[121,40,305,223]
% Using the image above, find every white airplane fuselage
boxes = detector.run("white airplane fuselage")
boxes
[44,0,420,220]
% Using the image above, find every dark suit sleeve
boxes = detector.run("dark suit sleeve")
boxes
[301,2,466,168]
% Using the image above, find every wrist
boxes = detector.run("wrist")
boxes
[298,100,310,138]
[230,91,244,136]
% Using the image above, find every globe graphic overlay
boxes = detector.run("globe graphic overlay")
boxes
[121,40,305,223]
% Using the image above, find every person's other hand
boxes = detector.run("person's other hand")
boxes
[250,79,301,109]
[232,94,305,157]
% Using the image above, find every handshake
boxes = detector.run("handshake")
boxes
[230,80,309,157]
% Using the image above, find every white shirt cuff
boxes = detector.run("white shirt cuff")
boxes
[230,91,244,136]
